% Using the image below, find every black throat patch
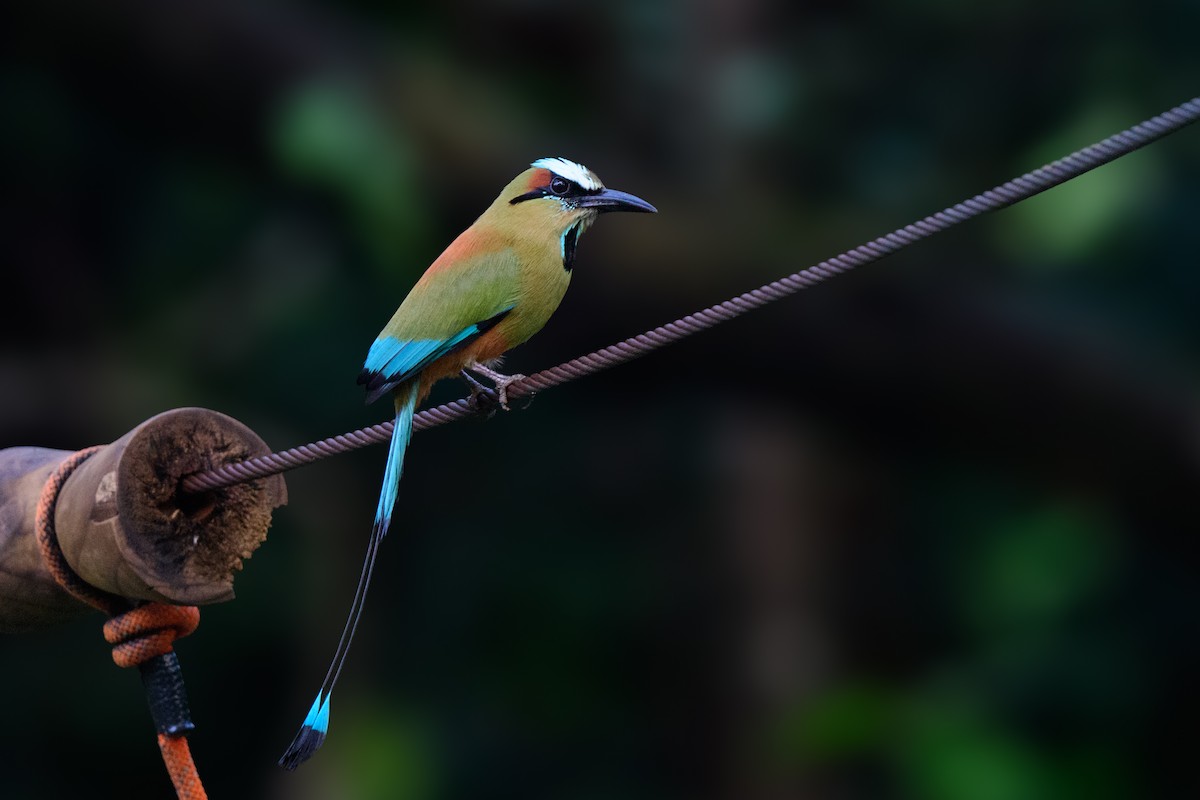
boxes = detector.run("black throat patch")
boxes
[562,223,580,272]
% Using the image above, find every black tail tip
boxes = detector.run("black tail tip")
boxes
[279,727,326,771]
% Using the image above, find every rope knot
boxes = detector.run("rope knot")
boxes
[36,446,208,796]
[103,603,200,668]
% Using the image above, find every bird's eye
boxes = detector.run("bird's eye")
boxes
[549,176,572,196]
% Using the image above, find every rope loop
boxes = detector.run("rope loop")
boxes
[34,445,124,615]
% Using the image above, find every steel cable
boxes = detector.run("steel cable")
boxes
[181,96,1200,495]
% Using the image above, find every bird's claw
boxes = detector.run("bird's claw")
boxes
[461,370,500,416]
[493,376,524,411]
[466,365,528,411]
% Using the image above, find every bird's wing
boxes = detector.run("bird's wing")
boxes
[357,244,522,403]
[357,307,512,403]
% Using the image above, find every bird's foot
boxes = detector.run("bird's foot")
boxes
[461,369,499,416]
[467,364,528,411]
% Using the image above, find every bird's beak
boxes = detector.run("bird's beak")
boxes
[577,187,657,214]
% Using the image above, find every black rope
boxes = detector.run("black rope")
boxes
[180,96,1200,495]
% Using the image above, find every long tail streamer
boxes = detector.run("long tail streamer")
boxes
[278,383,419,770]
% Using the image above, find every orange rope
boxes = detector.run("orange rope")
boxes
[36,447,208,800]
[34,446,123,614]
[104,604,201,668]
[157,733,209,800]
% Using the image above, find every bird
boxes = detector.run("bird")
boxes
[279,157,655,770]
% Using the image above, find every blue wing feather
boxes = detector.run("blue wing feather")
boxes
[357,305,515,404]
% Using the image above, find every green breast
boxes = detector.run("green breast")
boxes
[499,234,573,348]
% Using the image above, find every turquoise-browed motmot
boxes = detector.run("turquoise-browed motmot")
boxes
[280,158,655,769]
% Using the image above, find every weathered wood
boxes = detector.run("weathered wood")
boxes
[0,408,287,632]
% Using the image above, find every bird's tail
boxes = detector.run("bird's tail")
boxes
[279,382,420,771]
[373,383,420,538]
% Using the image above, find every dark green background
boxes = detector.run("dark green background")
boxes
[2,1,1197,798]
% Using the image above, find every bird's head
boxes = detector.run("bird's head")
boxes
[508,157,657,215]
[492,157,655,270]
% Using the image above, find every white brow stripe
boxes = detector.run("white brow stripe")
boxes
[531,157,603,191]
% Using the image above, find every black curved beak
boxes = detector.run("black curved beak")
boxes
[577,187,657,214]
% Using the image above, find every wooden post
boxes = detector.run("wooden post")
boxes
[0,407,287,632]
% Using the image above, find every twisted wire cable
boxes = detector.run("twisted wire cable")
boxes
[181,96,1200,495]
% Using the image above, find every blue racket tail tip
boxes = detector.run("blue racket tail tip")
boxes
[279,693,330,771]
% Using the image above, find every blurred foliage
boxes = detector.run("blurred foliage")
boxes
[272,78,427,272]
[997,103,1168,267]
[1,1,1197,799]
[958,502,1118,634]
